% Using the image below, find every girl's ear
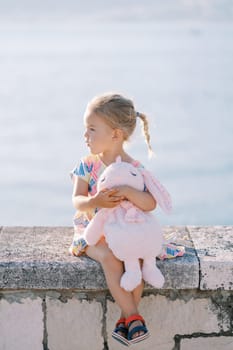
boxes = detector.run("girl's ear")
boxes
[141,169,172,214]
[112,128,124,141]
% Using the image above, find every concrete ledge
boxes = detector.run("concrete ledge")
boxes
[0,226,232,291]
[187,226,233,290]
[0,226,233,350]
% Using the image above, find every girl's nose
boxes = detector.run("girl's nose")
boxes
[84,130,88,138]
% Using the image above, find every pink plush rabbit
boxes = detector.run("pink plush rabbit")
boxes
[84,156,172,291]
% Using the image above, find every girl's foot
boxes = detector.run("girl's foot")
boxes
[128,320,145,339]
[112,318,130,347]
[70,237,88,256]
[125,314,150,344]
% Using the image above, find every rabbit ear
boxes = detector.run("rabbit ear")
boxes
[141,169,172,214]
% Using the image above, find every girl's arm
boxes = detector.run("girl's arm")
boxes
[112,186,157,211]
[72,177,124,211]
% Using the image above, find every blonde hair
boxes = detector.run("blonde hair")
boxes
[87,92,153,154]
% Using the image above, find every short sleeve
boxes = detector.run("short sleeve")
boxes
[70,158,92,184]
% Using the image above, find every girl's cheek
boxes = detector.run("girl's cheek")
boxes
[91,132,97,140]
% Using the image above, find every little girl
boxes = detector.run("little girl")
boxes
[71,92,159,346]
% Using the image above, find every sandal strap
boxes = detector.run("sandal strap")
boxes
[114,326,128,336]
[125,314,145,327]
[128,324,148,341]
[116,318,126,327]
[113,318,128,338]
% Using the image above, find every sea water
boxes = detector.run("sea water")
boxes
[0,2,232,226]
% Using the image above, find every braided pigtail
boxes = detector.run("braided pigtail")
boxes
[137,112,154,157]
[88,92,154,156]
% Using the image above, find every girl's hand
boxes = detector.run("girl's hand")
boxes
[92,188,124,208]
[111,186,129,200]
[111,186,157,211]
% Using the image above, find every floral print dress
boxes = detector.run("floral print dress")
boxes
[70,154,142,255]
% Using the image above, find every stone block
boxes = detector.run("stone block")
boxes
[106,301,165,350]
[181,336,233,350]
[159,226,199,289]
[188,226,233,290]
[107,293,225,350]
[0,297,43,350]
[47,297,104,350]
[0,226,106,289]
[0,226,231,291]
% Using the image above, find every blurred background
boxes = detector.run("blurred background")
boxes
[0,0,232,226]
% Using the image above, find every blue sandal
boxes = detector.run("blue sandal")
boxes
[112,318,130,347]
[125,314,150,344]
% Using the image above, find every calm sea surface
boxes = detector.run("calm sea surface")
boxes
[0,3,233,226]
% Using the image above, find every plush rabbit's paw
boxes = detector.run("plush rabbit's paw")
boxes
[120,271,142,292]
[142,265,165,288]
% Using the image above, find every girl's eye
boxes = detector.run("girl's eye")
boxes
[100,177,105,182]
[130,172,137,176]
[90,128,95,131]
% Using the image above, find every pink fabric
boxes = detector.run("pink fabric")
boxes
[141,169,172,214]
[70,154,144,254]
[84,156,172,291]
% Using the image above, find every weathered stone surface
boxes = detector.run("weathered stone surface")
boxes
[107,292,227,350]
[159,226,199,289]
[181,336,233,350]
[47,297,103,350]
[0,288,232,350]
[0,226,232,290]
[0,297,43,350]
[0,226,106,289]
[0,225,199,290]
[188,226,233,290]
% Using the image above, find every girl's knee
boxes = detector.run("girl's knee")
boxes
[99,249,124,271]
[87,240,123,268]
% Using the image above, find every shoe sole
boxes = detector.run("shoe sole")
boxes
[129,331,150,344]
[112,332,130,347]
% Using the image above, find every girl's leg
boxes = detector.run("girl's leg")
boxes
[115,280,144,340]
[132,259,144,307]
[86,239,138,317]
[86,239,146,340]
[132,280,144,307]
[118,281,144,318]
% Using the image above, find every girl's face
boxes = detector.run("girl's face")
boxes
[84,109,115,154]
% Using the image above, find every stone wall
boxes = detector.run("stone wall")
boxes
[0,226,233,350]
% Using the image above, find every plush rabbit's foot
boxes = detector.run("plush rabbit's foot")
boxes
[142,265,165,289]
[120,271,142,292]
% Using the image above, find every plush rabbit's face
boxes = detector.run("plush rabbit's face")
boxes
[97,157,144,192]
